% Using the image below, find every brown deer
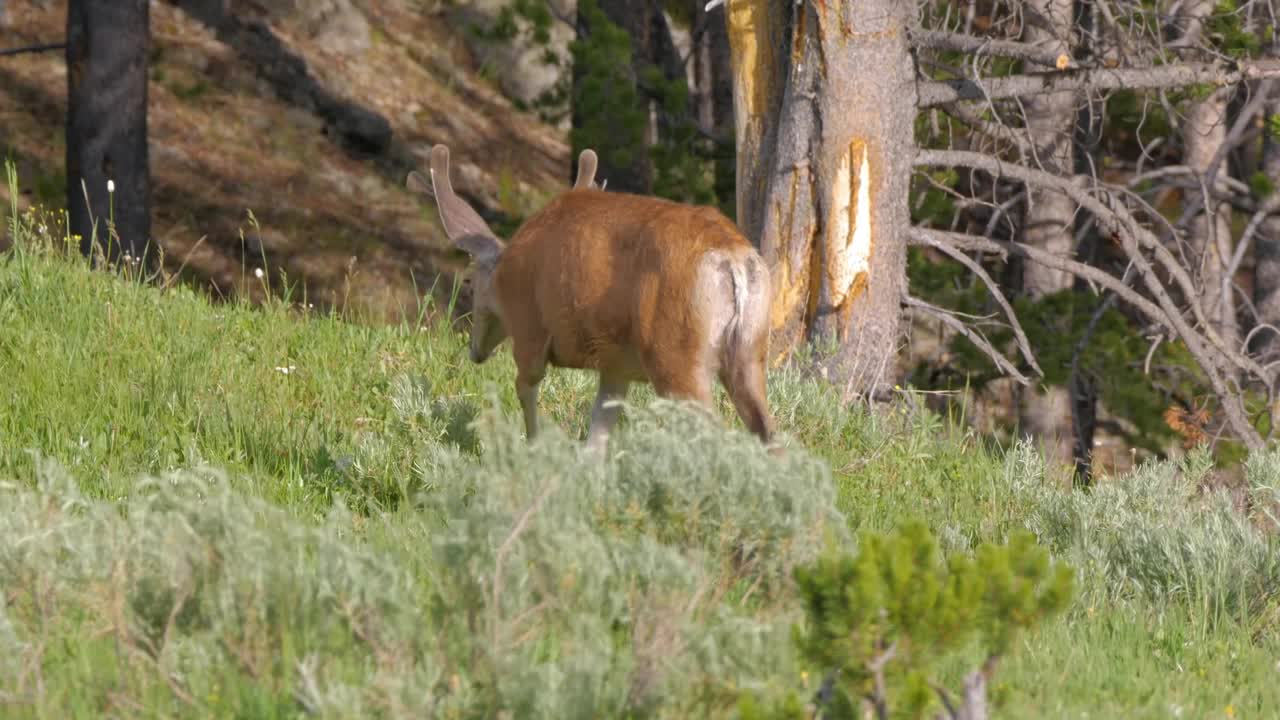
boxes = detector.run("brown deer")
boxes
[408,144,775,452]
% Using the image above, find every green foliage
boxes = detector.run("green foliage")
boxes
[466,0,570,121]
[643,65,719,206]
[0,396,842,718]
[1249,170,1275,199]
[908,167,959,226]
[742,523,1073,719]
[568,0,648,181]
[1204,1,1262,59]
[473,0,725,209]
[1012,442,1280,622]
[1101,89,1174,153]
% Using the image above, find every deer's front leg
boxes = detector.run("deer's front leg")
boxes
[513,337,550,441]
[515,370,544,440]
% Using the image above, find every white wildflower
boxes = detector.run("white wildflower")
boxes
[275,365,296,375]
[254,268,265,279]
[107,179,115,193]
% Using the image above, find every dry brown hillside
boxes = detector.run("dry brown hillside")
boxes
[0,0,570,321]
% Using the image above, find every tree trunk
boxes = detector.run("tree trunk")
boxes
[692,0,735,214]
[1254,35,1280,363]
[726,0,917,395]
[1017,0,1081,476]
[66,0,152,266]
[1179,1,1239,347]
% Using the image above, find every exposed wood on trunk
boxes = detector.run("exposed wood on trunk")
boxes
[727,0,917,394]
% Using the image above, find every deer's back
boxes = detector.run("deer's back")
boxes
[496,190,758,373]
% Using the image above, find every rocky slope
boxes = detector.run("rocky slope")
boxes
[1,0,571,321]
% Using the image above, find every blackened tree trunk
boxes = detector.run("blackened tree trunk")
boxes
[693,0,735,214]
[66,0,152,266]
[727,0,917,395]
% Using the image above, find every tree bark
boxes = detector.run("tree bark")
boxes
[1178,1,1239,347]
[1017,0,1079,474]
[1255,39,1280,362]
[726,0,917,394]
[66,0,152,266]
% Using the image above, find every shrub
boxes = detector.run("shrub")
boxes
[0,397,846,718]
[1008,441,1280,624]
[738,522,1074,720]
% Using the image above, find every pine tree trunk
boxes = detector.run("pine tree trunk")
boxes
[1017,0,1081,475]
[66,0,152,266]
[726,0,917,395]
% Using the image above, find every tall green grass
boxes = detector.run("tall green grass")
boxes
[2,176,1278,718]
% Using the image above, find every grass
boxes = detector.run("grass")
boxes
[2,185,1280,717]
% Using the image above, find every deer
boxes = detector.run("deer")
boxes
[407,144,776,453]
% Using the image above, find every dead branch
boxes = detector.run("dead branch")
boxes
[910,29,1069,69]
[937,101,1035,156]
[866,640,898,720]
[917,58,1280,108]
[908,228,1168,329]
[903,293,1032,386]
[912,228,1042,377]
[0,42,66,58]
[908,167,1267,453]
[917,149,1268,384]
[1228,193,1280,288]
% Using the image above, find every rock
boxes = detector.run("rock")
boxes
[247,0,372,57]
[448,0,576,115]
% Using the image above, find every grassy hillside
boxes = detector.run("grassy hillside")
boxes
[0,0,568,322]
[3,187,1280,718]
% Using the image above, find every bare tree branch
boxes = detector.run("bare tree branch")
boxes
[916,148,1268,384]
[937,101,1036,155]
[912,228,1043,377]
[908,201,1266,451]
[903,293,1033,386]
[918,59,1280,108]
[909,227,1168,334]
[0,42,66,58]
[910,29,1069,69]
[1226,192,1280,295]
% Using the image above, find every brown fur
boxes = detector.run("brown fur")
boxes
[410,145,776,451]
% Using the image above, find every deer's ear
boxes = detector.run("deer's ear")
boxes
[573,149,598,189]
[417,145,500,243]
[454,232,504,266]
